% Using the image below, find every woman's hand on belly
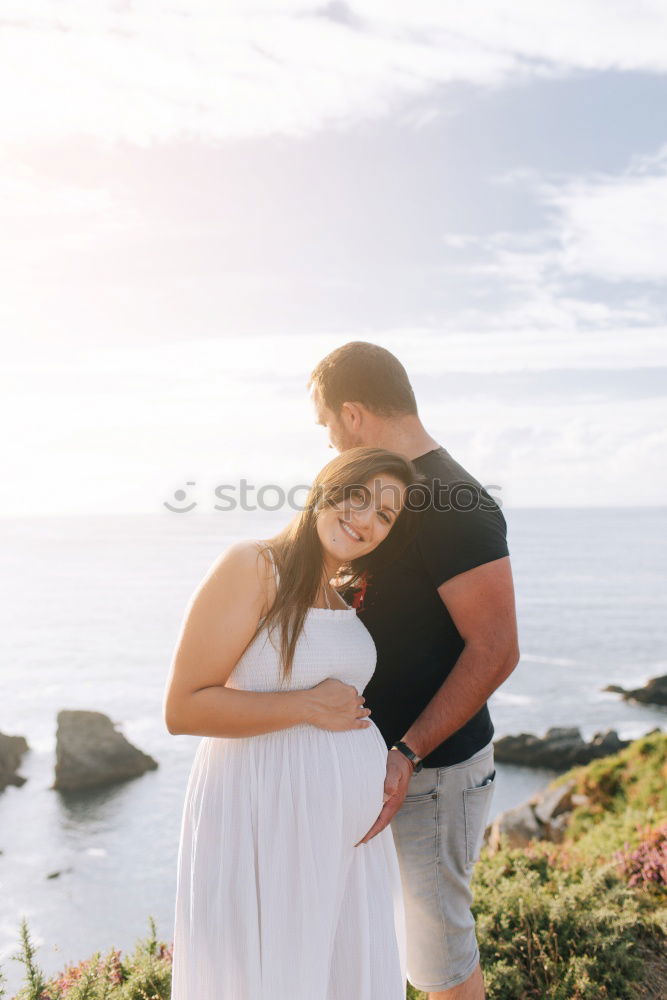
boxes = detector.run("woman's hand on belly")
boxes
[301,678,373,732]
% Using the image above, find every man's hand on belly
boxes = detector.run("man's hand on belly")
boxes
[354,750,413,846]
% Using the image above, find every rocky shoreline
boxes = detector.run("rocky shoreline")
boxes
[487,777,584,850]
[53,710,158,792]
[603,673,667,707]
[493,726,631,769]
[2,680,664,796]
[0,711,157,795]
[0,732,29,792]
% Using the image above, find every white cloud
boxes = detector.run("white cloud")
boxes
[0,156,134,264]
[1,1,667,145]
[435,144,667,345]
[0,2,512,145]
[1,6,666,513]
[361,1,667,74]
[2,329,665,516]
[545,151,667,282]
[439,395,667,507]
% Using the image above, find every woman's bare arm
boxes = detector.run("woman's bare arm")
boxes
[163,541,370,738]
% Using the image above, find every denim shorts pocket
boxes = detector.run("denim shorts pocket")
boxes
[463,769,496,865]
[403,790,438,804]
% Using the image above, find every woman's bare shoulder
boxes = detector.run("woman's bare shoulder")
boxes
[201,540,274,602]
[205,539,264,575]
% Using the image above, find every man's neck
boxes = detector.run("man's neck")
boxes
[370,416,441,462]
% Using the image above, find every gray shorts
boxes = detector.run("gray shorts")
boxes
[390,742,496,992]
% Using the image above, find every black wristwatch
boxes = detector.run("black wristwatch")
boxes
[391,740,424,774]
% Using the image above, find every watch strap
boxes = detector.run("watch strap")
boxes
[391,740,424,773]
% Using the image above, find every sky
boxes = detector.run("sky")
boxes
[2,1,667,515]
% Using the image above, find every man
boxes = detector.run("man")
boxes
[308,342,520,1000]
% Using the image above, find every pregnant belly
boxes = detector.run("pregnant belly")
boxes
[326,722,389,844]
[209,721,390,848]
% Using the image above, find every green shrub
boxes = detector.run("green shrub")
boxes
[5,919,171,1000]
[10,920,48,1000]
[564,732,667,858]
[113,916,171,1000]
[406,984,426,1000]
[468,732,667,998]
[472,845,662,999]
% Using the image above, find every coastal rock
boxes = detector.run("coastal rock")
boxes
[53,710,158,792]
[487,779,577,852]
[0,732,29,791]
[488,802,541,851]
[589,730,629,756]
[603,675,667,707]
[493,727,630,770]
[546,813,571,844]
[533,779,575,826]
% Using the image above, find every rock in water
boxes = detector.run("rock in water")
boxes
[603,675,667,707]
[494,727,631,770]
[0,732,29,791]
[53,710,158,791]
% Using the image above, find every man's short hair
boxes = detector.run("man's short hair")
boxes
[308,342,418,417]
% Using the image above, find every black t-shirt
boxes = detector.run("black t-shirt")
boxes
[344,446,510,768]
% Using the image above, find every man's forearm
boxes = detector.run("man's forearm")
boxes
[401,640,519,761]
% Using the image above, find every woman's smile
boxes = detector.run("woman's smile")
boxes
[339,518,364,542]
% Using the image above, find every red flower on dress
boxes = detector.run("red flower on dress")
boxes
[351,571,370,610]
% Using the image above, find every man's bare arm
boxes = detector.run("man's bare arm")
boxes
[356,555,519,845]
[402,555,519,760]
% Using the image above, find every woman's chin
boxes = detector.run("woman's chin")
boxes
[323,539,356,564]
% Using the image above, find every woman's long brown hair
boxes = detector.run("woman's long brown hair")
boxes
[253,447,422,682]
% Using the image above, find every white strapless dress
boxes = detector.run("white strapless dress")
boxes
[170,600,406,999]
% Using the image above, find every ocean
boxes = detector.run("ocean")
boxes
[0,508,665,994]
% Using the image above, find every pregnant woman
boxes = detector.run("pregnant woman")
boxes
[164,446,419,999]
